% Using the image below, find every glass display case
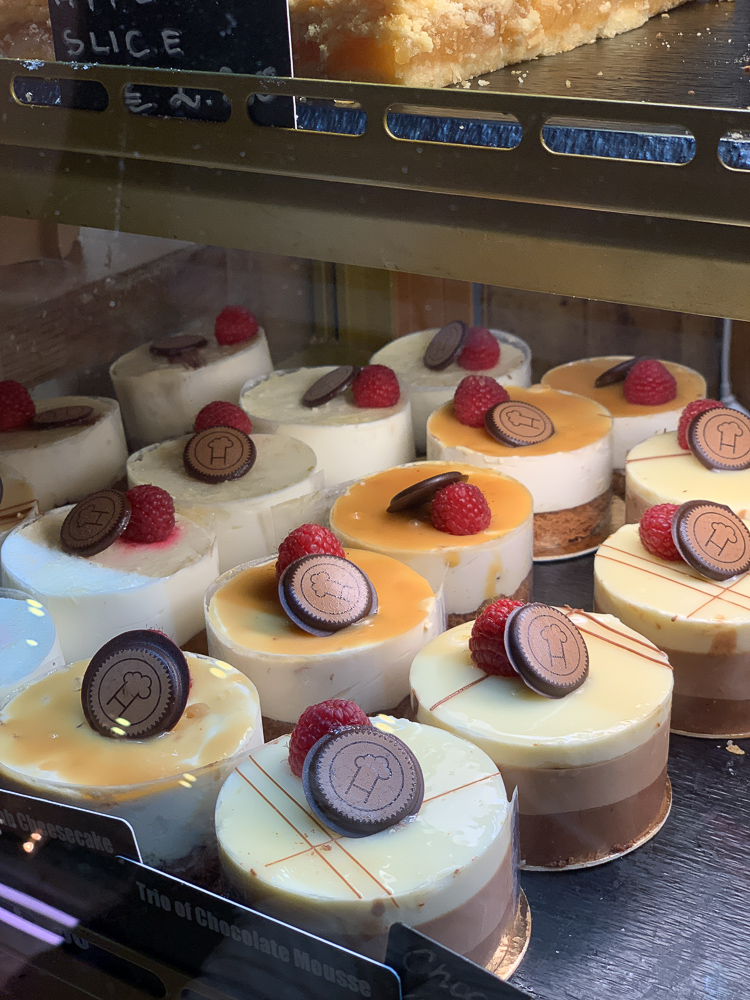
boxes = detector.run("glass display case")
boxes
[0,0,748,996]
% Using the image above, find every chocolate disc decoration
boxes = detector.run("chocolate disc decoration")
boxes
[183,426,256,484]
[485,400,554,447]
[302,726,424,837]
[61,490,131,557]
[302,366,359,408]
[505,603,589,698]
[31,405,94,429]
[423,321,468,371]
[387,471,468,513]
[81,629,190,740]
[672,500,750,581]
[150,334,208,357]
[688,408,750,472]
[279,554,377,636]
[593,357,642,388]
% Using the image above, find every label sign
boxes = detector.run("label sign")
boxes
[0,788,141,861]
[47,0,295,125]
[386,924,531,999]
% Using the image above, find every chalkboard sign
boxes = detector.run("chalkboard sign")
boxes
[386,924,532,999]
[47,0,295,125]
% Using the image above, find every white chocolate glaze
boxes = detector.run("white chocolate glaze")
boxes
[371,329,532,452]
[240,368,415,487]
[626,430,750,520]
[0,397,128,511]
[410,612,672,768]
[110,324,273,449]
[127,433,322,573]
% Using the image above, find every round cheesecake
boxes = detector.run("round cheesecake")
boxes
[1,508,219,663]
[205,549,440,735]
[426,385,613,559]
[410,610,673,868]
[127,433,321,574]
[0,653,261,874]
[542,357,705,491]
[0,589,63,699]
[240,368,415,487]
[0,460,37,549]
[329,461,533,625]
[371,329,532,452]
[596,523,750,737]
[216,714,517,964]
[110,322,273,449]
[626,430,750,523]
[0,396,128,511]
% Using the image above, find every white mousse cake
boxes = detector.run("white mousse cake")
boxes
[626,431,750,523]
[542,357,705,489]
[329,462,533,625]
[110,320,273,449]
[216,715,517,963]
[0,589,64,698]
[240,368,415,487]
[1,507,219,663]
[205,549,440,735]
[0,652,262,874]
[426,385,613,559]
[0,396,128,511]
[596,523,750,737]
[0,461,37,548]
[410,610,673,868]
[371,328,531,452]
[127,433,321,574]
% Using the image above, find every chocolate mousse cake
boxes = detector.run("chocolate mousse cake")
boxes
[216,714,523,966]
[426,384,613,559]
[542,356,705,495]
[596,508,750,737]
[205,545,441,737]
[329,461,533,625]
[370,325,531,452]
[240,366,415,487]
[0,631,262,880]
[410,604,673,868]
[110,307,273,449]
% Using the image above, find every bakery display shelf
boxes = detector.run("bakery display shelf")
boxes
[0,1,749,319]
[511,554,748,1000]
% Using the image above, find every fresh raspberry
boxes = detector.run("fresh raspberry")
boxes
[458,327,501,371]
[288,699,371,777]
[677,398,723,450]
[276,523,345,578]
[351,365,400,408]
[122,485,176,544]
[0,381,35,432]
[431,482,491,535]
[469,598,526,677]
[453,375,509,427]
[214,305,259,346]
[194,401,253,435]
[623,359,677,405]
[639,503,681,561]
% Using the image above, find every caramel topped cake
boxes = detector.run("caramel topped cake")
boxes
[290,0,694,88]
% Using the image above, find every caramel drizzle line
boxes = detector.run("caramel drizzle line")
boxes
[429,675,489,712]
[568,611,674,670]
[245,756,399,907]
[569,606,668,652]
[625,452,685,463]
[602,542,697,580]
[421,772,497,805]
[235,766,363,900]
[597,547,750,617]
